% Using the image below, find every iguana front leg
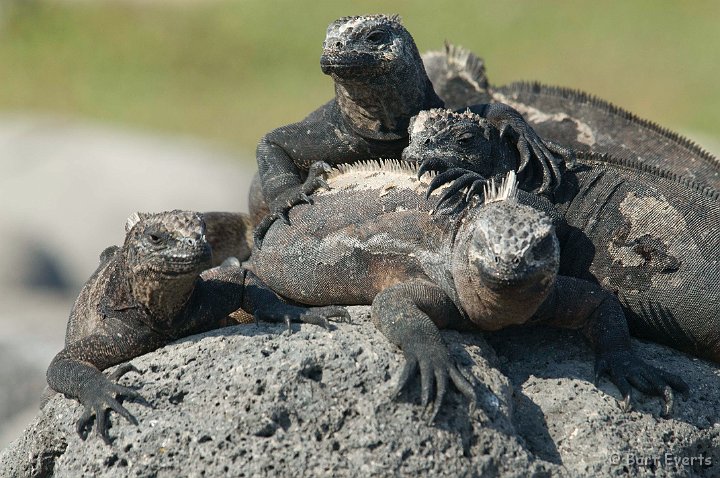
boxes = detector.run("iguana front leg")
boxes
[241,269,350,329]
[469,103,570,193]
[46,329,163,444]
[534,276,689,416]
[198,265,350,330]
[371,279,476,421]
[253,161,332,249]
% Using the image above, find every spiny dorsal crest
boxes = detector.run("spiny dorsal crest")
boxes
[125,212,147,233]
[442,43,488,91]
[330,158,422,178]
[483,171,518,205]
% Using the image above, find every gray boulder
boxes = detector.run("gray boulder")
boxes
[1,307,718,477]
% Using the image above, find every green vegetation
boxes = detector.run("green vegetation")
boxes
[1,0,718,160]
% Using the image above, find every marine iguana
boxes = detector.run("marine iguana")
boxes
[422,43,720,191]
[248,162,687,419]
[45,210,348,444]
[403,108,720,364]
[251,15,565,243]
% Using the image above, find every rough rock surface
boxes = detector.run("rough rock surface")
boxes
[2,307,718,477]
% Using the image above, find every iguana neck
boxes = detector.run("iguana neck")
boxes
[127,266,198,331]
[335,68,443,141]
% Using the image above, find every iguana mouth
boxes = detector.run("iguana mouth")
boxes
[144,249,212,276]
[476,266,555,292]
[153,265,202,277]
[320,51,383,75]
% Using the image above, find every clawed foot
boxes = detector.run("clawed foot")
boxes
[256,305,350,332]
[545,140,576,171]
[300,305,352,329]
[254,161,332,249]
[418,157,490,212]
[76,365,151,444]
[594,350,689,417]
[393,341,476,422]
[302,161,332,196]
[498,121,564,194]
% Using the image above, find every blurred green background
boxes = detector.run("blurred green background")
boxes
[1,0,718,161]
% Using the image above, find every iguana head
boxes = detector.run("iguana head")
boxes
[123,210,212,318]
[404,108,516,179]
[321,15,443,139]
[321,15,422,81]
[452,173,559,330]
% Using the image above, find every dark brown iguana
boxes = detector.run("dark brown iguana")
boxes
[250,15,565,243]
[248,162,687,420]
[422,43,720,191]
[45,210,348,444]
[403,108,720,366]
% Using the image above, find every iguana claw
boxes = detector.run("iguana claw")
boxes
[594,350,688,417]
[394,341,475,422]
[255,305,350,332]
[253,200,302,249]
[496,115,564,194]
[436,172,487,210]
[619,392,632,413]
[303,161,333,194]
[76,367,149,444]
[254,161,332,249]
[417,157,452,180]
[301,305,351,329]
[426,168,469,199]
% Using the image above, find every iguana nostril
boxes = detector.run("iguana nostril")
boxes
[335,41,342,48]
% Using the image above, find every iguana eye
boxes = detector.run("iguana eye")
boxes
[147,232,163,245]
[366,29,388,44]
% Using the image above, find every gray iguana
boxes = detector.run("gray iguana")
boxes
[45,210,348,444]
[248,162,687,419]
[403,108,720,365]
[250,15,566,243]
[422,43,720,191]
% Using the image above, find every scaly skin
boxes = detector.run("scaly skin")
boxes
[202,211,254,265]
[251,15,563,245]
[46,210,348,444]
[421,43,720,191]
[404,108,720,371]
[249,163,687,419]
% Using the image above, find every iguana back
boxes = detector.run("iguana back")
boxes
[555,152,720,359]
[250,160,455,306]
[422,45,720,191]
[494,82,720,191]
